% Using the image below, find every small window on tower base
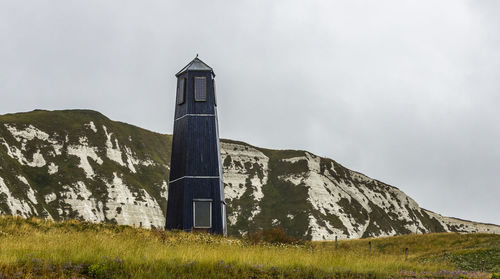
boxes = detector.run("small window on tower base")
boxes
[193,199,212,228]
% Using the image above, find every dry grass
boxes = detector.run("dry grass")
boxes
[0,216,497,278]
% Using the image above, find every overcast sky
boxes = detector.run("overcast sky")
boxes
[1,0,498,224]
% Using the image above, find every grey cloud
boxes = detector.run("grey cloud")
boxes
[0,0,498,224]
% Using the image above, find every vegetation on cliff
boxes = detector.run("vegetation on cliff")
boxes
[1,109,497,241]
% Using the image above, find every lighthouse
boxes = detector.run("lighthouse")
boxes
[165,56,227,235]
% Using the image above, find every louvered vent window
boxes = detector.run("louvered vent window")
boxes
[193,199,212,228]
[213,79,217,106]
[177,78,185,105]
[194,77,207,102]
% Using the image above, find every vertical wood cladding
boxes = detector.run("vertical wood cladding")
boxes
[166,58,227,235]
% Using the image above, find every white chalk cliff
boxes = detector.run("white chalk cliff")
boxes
[0,110,498,239]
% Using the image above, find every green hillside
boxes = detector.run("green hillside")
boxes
[0,216,498,278]
[0,109,498,241]
[0,109,172,214]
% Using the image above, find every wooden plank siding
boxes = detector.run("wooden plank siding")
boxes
[166,62,227,236]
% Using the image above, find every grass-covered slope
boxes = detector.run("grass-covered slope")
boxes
[0,109,498,240]
[0,216,498,278]
[0,109,172,227]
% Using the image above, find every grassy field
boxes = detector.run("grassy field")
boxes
[0,216,498,278]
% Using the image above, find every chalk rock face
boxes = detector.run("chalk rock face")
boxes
[0,110,168,229]
[0,110,498,239]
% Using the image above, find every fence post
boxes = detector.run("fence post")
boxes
[405,247,408,261]
[335,236,338,250]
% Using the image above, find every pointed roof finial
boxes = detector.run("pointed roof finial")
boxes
[176,55,215,77]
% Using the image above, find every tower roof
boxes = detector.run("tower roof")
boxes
[176,56,215,77]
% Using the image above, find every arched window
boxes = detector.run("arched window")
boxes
[176,78,185,105]
[194,77,207,102]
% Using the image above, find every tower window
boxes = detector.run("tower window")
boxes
[177,78,185,105]
[194,77,207,102]
[193,199,212,228]
[213,79,217,106]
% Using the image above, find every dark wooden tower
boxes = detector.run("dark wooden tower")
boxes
[165,56,227,235]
